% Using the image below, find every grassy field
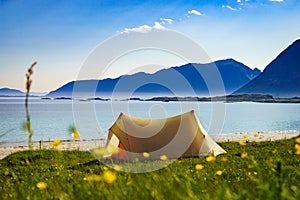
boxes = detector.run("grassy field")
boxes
[1,138,300,200]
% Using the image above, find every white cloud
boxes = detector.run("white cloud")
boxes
[160,18,173,24]
[123,25,152,33]
[270,0,284,2]
[222,5,237,11]
[237,0,241,3]
[153,22,165,30]
[122,22,165,33]
[187,9,203,16]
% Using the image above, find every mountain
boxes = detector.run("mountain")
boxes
[234,39,300,97]
[0,88,25,96]
[47,59,260,97]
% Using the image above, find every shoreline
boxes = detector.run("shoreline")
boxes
[211,131,299,142]
[1,131,299,160]
[2,94,300,103]
[0,139,107,160]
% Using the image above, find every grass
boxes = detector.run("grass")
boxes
[1,138,300,200]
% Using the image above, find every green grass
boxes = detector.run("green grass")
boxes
[1,138,300,200]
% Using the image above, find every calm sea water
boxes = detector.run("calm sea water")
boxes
[0,97,299,142]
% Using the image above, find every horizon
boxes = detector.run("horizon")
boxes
[1,0,300,92]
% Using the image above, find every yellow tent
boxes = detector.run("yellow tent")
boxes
[106,110,226,160]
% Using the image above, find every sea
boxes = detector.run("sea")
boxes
[0,97,299,143]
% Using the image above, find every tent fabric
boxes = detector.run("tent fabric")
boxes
[106,110,226,160]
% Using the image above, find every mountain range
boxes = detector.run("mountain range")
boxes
[1,39,299,98]
[0,88,25,96]
[234,39,300,97]
[46,59,260,97]
[0,88,47,97]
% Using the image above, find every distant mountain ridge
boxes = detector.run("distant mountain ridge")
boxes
[234,39,300,97]
[0,88,47,97]
[3,39,299,98]
[47,59,260,97]
[0,88,25,96]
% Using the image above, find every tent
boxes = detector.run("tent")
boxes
[106,110,226,160]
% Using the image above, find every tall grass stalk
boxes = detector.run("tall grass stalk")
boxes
[24,62,37,149]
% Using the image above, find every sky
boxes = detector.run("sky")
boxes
[0,0,300,92]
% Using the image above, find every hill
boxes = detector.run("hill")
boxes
[234,39,300,97]
[47,59,260,97]
[0,88,25,96]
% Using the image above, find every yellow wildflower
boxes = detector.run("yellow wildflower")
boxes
[296,150,300,155]
[242,135,248,139]
[83,175,102,182]
[241,153,248,159]
[296,137,300,144]
[69,125,80,139]
[206,155,216,162]
[91,145,119,158]
[36,182,47,190]
[143,152,150,158]
[195,164,204,171]
[160,155,168,161]
[295,144,300,150]
[215,170,223,176]
[253,133,259,138]
[103,166,109,171]
[221,157,227,162]
[72,131,80,139]
[50,139,62,147]
[239,141,246,146]
[103,171,116,184]
[113,165,122,171]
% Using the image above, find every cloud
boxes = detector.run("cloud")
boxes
[122,22,165,33]
[187,9,203,16]
[153,22,165,30]
[123,25,152,33]
[270,0,284,2]
[237,0,241,2]
[159,18,173,24]
[222,5,237,11]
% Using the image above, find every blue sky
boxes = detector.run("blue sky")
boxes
[1,0,300,92]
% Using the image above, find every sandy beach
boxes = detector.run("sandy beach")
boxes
[0,131,299,160]
[0,139,107,160]
[211,130,300,143]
